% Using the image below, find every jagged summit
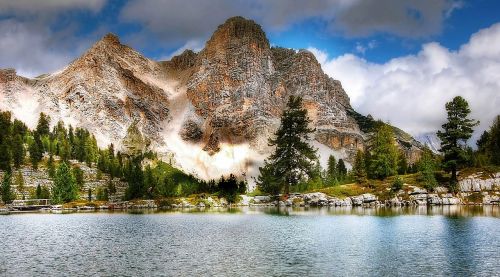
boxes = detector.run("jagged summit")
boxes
[208,16,270,49]
[0,16,425,185]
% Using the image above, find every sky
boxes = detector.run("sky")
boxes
[0,0,499,142]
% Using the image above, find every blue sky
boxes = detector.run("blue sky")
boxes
[0,0,499,139]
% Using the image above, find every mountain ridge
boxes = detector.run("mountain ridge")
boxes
[0,16,425,185]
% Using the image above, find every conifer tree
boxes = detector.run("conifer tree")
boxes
[52,162,78,203]
[257,96,318,195]
[418,150,438,191]
[485,115,500,165]
[336,159,347,181]
[1,173,14,203]
[353,150,367,184]
[437,96,479,185]
[368,123,399,179]
[29,134,43,170]
[12,134,25,169]
[326,155,337,183]
[0,111,12,173]
[14,171,25,200]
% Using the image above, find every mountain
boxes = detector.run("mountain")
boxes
[0,16,424,186]
[415,133,441,153]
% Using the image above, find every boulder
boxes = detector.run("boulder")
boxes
[427,194,442,205]
[350,196,363,206]
[254,196,271,202]
[362,193,377,203]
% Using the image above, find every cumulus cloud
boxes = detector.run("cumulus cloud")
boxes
[120,0,461,46]
[308,23,500,143]
[0,0,107,77]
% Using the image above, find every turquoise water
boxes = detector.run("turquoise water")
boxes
[0,207,499,276]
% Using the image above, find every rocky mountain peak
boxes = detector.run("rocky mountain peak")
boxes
[206,16,270,50]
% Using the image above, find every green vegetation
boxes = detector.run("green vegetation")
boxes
[52,162,78,204]
[368,123,399,179]
[257,96,318,195]
[437,96,479,187]
[1,173,14,204]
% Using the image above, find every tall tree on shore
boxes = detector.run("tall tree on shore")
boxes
[0,111,12,173]
[29,134,43,170]
[368,123,399,179]
[52,162,78,203]
[437,96,479,185]
[14,171,25,200]
[12,134,25,169]
[485,115,500,165]
[257,96,317,195]
[352,150,367,184]
[1,173,14,204]
[326,155,337,183]
[336,159,347,181]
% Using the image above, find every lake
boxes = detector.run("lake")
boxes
[0,206,499,276]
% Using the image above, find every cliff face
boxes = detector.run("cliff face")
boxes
[0,16,423,183]
[183,17,363,158]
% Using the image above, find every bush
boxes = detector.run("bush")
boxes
[391,176,403,192]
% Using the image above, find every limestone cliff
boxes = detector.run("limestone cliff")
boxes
[0,16,424,184]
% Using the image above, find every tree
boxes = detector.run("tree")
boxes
[0,111,12,173]
[437,96,479,185]
[52,162,78,203]
[88,188,92,202]
[218,174,239,203]
[47,155,56,178]
[418,150,438,191]
[485,116,500,165]
[29,135,43,170]
[256,161,281,195]
[35,184,50,199]
[36,113,51,139]
[124,159,144,200]
[258,96,318,195]
[12,134,25,169]
[398,152,408,175]
[326,155,337,183]
[14,171,25,200]
[368,123,399,179]
[391,176,404,192]
[1,173,15,204]
[72,166,84,189]
[336,159,348,181]
[352,150,367,184]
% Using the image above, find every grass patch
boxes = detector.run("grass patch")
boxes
[317,183,370,198]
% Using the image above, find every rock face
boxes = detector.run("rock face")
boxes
[458,173,500,192]
[0,16,425,184]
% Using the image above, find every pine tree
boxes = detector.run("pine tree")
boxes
[72,166,84,189]
[29,134,43,170]
[418,150,438,191]
[326,155,337,183]
[398,152,408,175]
[256,161,282,196]
[36,113,51,137]
[14,171,25,200]
[257,96,318,195]
[368,123,399,179]
[437,96,479,185]
[12,134,25,169]
[1,173,14,204]
[353,150,367,184]
[336,159,347,181]
[52,162,78,203]
[47,155,56,178]
[0,111,12,173]
[485,115,500,165]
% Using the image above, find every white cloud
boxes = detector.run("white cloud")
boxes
[309,23,500,143]
[0,1,107,77]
